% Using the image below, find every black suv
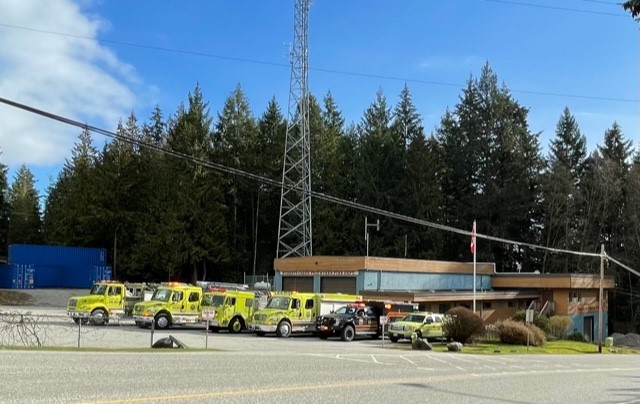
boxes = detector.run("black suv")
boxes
[316,304,381,342]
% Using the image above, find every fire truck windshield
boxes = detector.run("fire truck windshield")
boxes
[90,284,108,295]
[202,295,225,307]
[335,306,356,315]
[266,297,290,310]
[151,289,172,302]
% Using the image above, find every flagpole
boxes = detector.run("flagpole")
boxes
[473,220,476,314]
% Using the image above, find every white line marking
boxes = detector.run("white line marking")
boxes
[444,354,475,363]
[423,354,450,364]
[371,355,379,363]
[399,356,416,365]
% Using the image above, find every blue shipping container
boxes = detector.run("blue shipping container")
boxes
[58,265,113,288]
[33,266,63,288]
[9,244,107,267]
[0,264,35,289]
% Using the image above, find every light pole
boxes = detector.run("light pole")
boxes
[365,217,380,257]
[252,185,265,284]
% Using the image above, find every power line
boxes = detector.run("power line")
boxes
[579,0,623,6]
[0,22,637,104]
[485,0,628,16]
[0,95,610,263]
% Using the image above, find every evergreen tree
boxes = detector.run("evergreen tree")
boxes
[435,64,544,271]
[213,84,260,279]
[8,165,42,244]
[541,108,587,272]
[165,84,229,282]
[312,92,349,254]
[43,128,100,246]
[0,154,10,257]
[356,89,406,257]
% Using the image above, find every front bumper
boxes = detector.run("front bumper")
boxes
[133,315,154,324]
[387,329,412,339]
[317,324,338,335]
[252,324,277,333]
[67,311,91,319]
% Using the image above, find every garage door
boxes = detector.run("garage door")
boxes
[320,277,356,294]
[282,276,314,292]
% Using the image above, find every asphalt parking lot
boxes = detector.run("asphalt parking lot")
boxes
[2,305,640,403]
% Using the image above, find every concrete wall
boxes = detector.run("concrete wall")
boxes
[358,270,491,293]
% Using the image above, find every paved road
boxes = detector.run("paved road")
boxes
[2,340,640,403]
[1,307,640,403]
[2,350,639,403]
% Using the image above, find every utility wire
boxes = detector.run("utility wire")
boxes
[0,96,624,266]
[0,22,637,104]
[485,0,628,16]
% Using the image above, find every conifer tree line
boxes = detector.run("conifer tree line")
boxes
[1,64,638,329]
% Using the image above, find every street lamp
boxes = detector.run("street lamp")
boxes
[365,216,380,257]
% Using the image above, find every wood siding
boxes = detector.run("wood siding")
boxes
[492,274,614,290]
[274,256,495,275]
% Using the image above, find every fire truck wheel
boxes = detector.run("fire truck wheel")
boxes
[276,320,292,338]
[229,317,243,333]
[90,309,107,326]
[155,313,170,329]
[340,325,355,342]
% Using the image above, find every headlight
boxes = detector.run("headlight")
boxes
[143,307,158,315]
[268,316,279,323]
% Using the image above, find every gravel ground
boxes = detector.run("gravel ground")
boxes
[0,288,87,308]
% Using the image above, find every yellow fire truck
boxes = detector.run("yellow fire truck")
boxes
[67,281,154,325]
[132,283,203,329]
[201,288,268,333]
[250,292,361,337]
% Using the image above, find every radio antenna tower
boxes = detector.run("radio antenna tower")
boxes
[277,0,313,258]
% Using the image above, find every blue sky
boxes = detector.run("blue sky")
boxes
[0,0,637,196]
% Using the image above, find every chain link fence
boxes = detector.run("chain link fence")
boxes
[0,311,214,349]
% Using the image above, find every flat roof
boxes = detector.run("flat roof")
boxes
[274,256,495,275]
[363,289,541,303]
[492,273,615,289]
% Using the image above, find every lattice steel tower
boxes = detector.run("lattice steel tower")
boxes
[277,0,313,258]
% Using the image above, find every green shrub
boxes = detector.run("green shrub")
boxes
[444,307,484,343]
[549,315,572,339]
[495,319,547,346]
[566,331,587,342]
[512,310,551,334]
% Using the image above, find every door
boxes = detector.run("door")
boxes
[186,291,201,315]
[169,290,185,314]
[583,316,594,342]
[302,298,315,323]
[282,277,313,292]
[107,285,123,310]
[320,277,356,294]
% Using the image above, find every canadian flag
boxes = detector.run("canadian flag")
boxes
[470,221,476,254]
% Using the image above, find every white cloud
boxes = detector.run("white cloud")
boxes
[0,0,139,167]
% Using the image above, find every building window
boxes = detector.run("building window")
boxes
[482,302,492,310]
[570,291,581,303]
[508,301,516,308]
[439,304,451,314]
